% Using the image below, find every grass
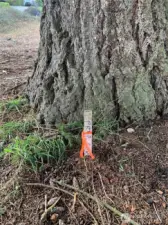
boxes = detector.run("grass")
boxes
[38,6,42,12]
[3,135,67,171]
[0,2,10,7]
[0,7,35,32]
[0,121,81,171]
[0,98,81,171]
[0,98,28,113]
[0,97,119,171]
[93,118,119,141]
[0,118,119,171]
[0,121,34,141]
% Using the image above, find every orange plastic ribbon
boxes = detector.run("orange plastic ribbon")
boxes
[80,131,95,159]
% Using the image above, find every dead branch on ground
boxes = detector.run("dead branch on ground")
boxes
[26,182,140,225]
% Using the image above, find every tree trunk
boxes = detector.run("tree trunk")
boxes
[27,0,168,125]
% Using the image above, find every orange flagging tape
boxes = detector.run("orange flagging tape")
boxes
[80,131,95,159]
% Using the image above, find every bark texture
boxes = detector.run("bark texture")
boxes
[27,0,168,125]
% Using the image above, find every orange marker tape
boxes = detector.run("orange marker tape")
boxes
[80,131,95,160]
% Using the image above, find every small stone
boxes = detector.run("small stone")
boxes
[146,198,154,205]
[59,219,65,225]
[51,206,65,214]
[166,143,168,149]
[123,185,129,193]
[127,128,135,133]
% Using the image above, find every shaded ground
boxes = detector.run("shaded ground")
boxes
[1,19,168,225]
[0,20,40,99]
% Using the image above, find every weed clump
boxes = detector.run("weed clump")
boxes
[3,135,67,171]
[0,98,28,113]
[0,121,34,141]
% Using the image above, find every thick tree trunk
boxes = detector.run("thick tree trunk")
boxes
[27,0,168,125]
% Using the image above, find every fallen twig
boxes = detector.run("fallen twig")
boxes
[45,194,47,212]
[92,172,105,225]
[78,198,98,224]
[98,172,114,204]
[147,127,153,140]
[3,82,26,94]
[153,203,162,223]
[71,192,77,212]
[26,182,140,225]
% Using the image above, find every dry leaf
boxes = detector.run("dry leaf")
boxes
[48,197,59,207]
[153,219,161,224]
[73,177,79,189]
[124,202,130,209]
[121,142,129,148]
[130,204,136,213]
[121,222,128,225]
[162,202,167,208]
[156,190,163,195]
[165,189,168,193]
[50,213,58,223]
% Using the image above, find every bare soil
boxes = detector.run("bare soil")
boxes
[1,21,168,225]
[0,21,40,99]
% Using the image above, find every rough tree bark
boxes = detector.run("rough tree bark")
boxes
[27,0,168,125]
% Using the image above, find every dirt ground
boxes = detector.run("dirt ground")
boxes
[1,20,168,225]
[1,121,168,225]
[0,21,40,99]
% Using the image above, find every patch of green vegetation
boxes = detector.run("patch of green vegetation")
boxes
[0,7,34,32]
[93,119,119,141]
[0,2,10,7]
[3,135,67,171]
[58,121,83,145]
[6,0,23,6]
[38,6,42,12]
[0,98,28,113]
[0,120,82,171]
[0,95,119,172]
[36,0,43,7]
[0,121,34,141]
